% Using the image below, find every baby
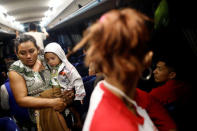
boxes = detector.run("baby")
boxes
[44,42,86,130]
[44,42,86,102]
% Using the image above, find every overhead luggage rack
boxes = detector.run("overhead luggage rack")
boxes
[49,0,116,31]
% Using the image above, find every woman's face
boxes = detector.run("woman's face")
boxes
[17,41,39,67]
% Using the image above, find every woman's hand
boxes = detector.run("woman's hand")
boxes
[51,90,75,112]
[62,90,75,105]
[52,98,66,112]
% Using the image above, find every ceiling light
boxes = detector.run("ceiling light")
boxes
[49,0,62,8]
[6,15,15,22]
[0,5,7,13]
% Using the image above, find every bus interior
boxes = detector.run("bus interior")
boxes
[0,0,197,130]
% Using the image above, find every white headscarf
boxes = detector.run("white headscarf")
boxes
[44,42,73,70]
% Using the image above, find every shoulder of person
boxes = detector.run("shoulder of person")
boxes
[9,60,21,70]
[24,32,30,35]
[9,60,32,73]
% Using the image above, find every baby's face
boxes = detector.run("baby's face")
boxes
[45,52,61,67]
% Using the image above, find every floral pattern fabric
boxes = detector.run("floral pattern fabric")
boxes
[9,56,52,122]
[9,59,51,96]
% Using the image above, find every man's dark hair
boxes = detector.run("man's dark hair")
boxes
[29,23,37,31]
[154,54,184,80]
[159,56,176,72]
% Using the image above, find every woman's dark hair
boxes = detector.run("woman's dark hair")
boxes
[14,34,39,53]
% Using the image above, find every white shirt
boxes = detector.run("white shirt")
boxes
[24,32,47,50]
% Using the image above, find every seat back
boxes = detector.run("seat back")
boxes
[4,81,31,123]
[0,117,19,131]
[74,62,88,77]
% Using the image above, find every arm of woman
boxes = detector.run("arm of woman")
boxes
[8,71,66,111]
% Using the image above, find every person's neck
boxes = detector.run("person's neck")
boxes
[105,78,123,98]
[30,30,36,32]
[96,72,103,77]
[104,78,137,114]
[51,63,62,70]
[105,77,136,100]
[32,59,44,72]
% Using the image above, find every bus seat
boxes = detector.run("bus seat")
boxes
[0,117,19,131]
[4,80,31,123]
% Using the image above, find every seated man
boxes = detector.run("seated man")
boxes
[150,56,189,108]
[149,56,191,130]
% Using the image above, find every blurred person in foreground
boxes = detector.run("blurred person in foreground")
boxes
[72,8,176,131]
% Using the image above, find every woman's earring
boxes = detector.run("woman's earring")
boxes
[141,67,152,80]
